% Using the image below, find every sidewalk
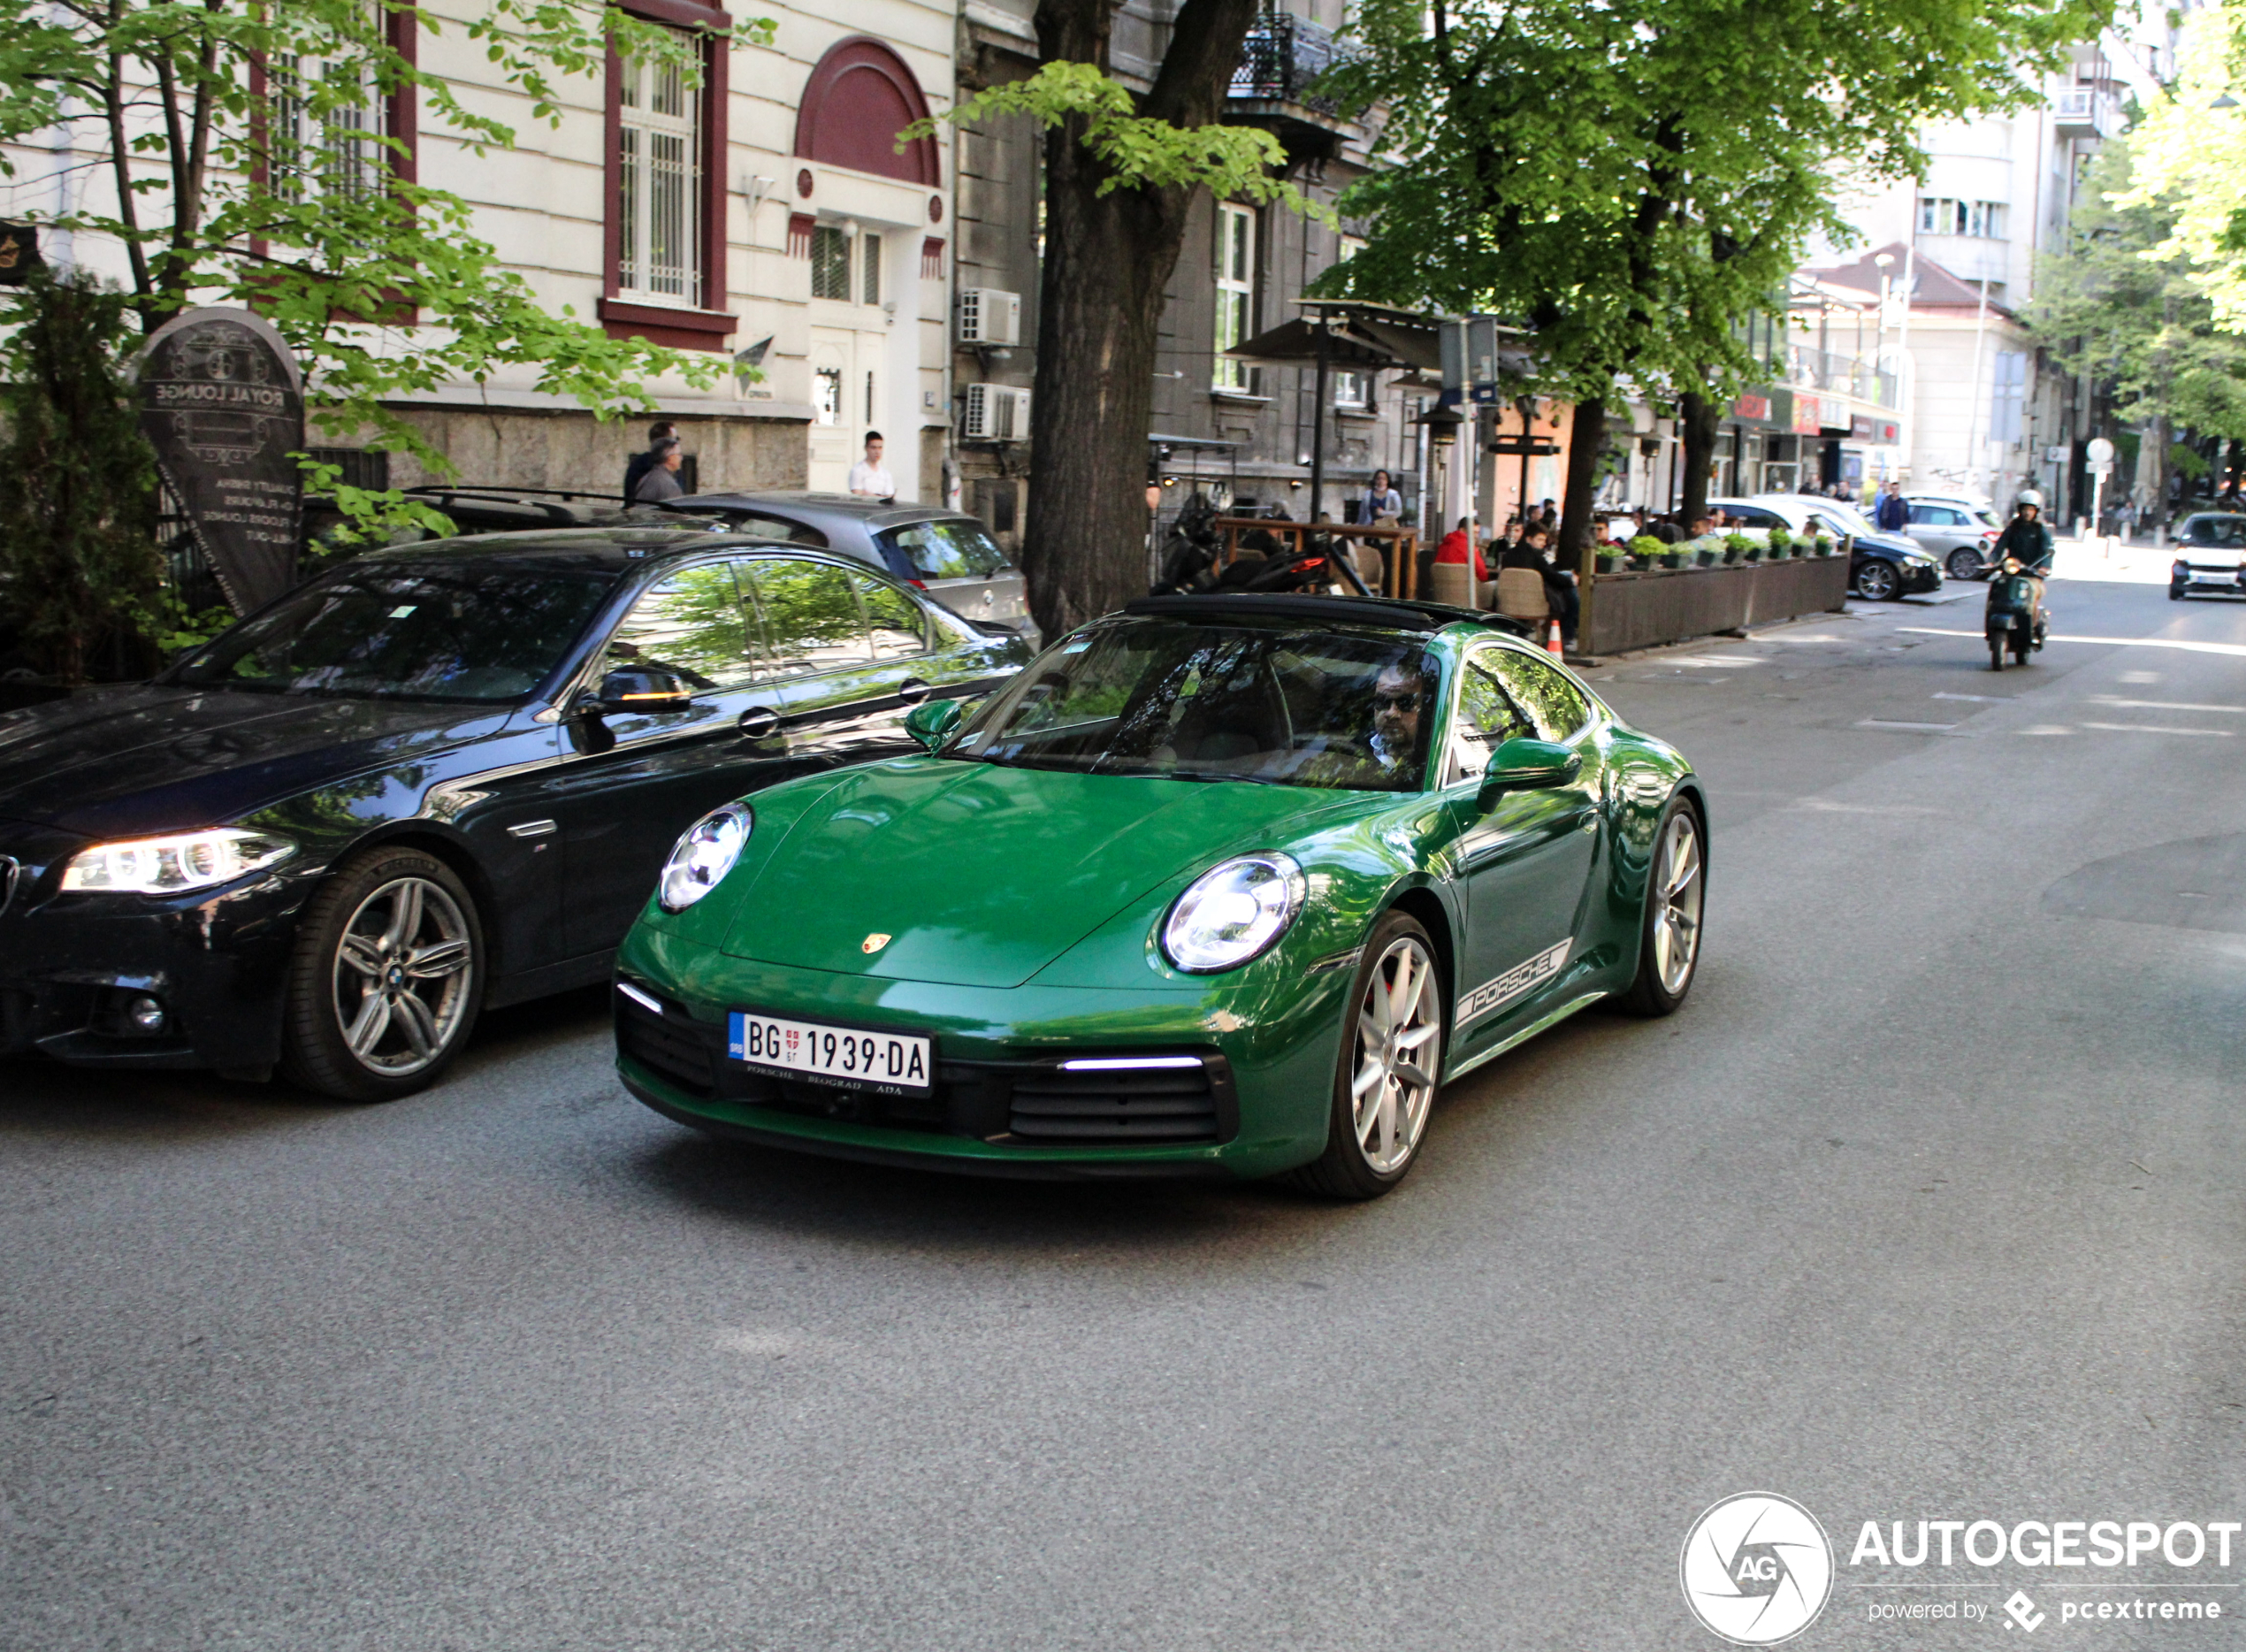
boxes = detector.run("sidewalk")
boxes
[2051,532,2172,585]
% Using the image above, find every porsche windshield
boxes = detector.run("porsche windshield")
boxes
[950,618,1443,790]
[167,563,618,702]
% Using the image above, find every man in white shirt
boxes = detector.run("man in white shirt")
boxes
[846,432,895,499]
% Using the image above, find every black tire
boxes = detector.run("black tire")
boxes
[2170,586,2187,600]
[279,846,485,1102]
[1622,795,1706,1016]
[1284,910,1445,1200]
[1855,561,1899,600]
[1989,638,2005,671]
[1946,549,1983,581]
[2013,639,2032,665]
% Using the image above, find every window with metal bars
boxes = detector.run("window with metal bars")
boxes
[811,226,851,300]
[618,39,702,305]
[271,42,386,203]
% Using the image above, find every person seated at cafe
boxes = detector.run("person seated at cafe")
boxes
[1504,524,1580,646]
[1435,516,1493,581]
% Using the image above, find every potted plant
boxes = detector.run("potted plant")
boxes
[1722,533,1752,565]
[1694,541,1718,567]
[1595,547,1622,573]
[1766,524,1793,561]
[1627,533,1665,571]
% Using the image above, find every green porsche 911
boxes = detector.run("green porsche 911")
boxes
[612,593,1706,1197]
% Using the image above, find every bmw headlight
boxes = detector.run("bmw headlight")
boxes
[1161,853,1307,973]
[59,829,295,895]
[659,803,752,912]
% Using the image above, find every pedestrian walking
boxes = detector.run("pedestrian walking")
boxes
[1875,480,1908,532]
[623,421,678,502]
[848,432,896,499]
[632,437,686,503]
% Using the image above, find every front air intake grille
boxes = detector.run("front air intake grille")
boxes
[1006,1060,1222,1144]
[615,986,717,1098]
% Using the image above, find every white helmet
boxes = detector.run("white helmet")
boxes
[2016,488,2044,511]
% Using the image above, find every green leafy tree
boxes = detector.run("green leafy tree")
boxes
[1319,0,2105,555]
[910,14,1322,637]
[0,0,769,537]
[2029,139,2246,515]
[0,271,162,684]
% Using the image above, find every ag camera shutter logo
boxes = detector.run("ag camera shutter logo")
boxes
[1681,1492,1835,1645]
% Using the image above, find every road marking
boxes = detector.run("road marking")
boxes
[1792,798,1941,815]
[1932,691,2011,703]
[1898,628,2246,658]
[2080,720,2234,737]
[2088,695,2246,714]
[1669,655,1763,669]
[1857,719,1958,732]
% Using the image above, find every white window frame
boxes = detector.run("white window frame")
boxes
[271,34,386,204]
[617,39,703,307]
[1213,203,1256,391]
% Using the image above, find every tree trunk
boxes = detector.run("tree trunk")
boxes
[1677,391,1721,526]
[1556,393,1605,565]
[1020,0,1262,639]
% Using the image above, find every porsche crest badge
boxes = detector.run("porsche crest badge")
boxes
[862,933,892,954]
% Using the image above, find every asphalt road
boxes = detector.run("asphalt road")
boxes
[6,572,2245,1651]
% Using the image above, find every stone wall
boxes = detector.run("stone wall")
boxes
[382,407,810,497]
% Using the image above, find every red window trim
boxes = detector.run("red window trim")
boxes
[602,0,735,350]
[245,3,420,325]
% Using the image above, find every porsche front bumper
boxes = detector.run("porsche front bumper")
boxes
[612,923,1349,1181]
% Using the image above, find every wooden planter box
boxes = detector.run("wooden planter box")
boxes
[1582,554,1851,656]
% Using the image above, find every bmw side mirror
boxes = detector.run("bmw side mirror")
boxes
[591,666,694,714]
[1477,737,1581,807]
[904,698,964,753]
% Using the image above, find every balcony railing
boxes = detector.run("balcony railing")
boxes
[2052,88,2117,141]
[1230,11,1356,115]
[1789,348,1898,410]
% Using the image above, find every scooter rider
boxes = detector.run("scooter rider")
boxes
[1994,492,2055,573]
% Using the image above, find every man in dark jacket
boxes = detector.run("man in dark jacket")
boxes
[623,421,678,502]
[1874,481,1909,532]
[1504,524,1579,646]
[1992,497,2054,570]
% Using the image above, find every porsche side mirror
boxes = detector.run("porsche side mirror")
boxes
[904,698,964,753]
[590,665,694,715]
[1478,737,1581,807]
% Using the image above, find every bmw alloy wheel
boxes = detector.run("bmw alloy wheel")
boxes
[1946,548,1983,580]
[1856,561,1899,600]
[1350,934,1441,1174]
[331,876,476,1077]
[1649,809,1704,997]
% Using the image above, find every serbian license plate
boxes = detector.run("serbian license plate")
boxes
[727,1011,933,1097]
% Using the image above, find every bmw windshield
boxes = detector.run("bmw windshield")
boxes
[165,562,619,702]
[947,618,1443,791]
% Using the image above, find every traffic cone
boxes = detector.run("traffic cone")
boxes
[1546,618,1564,658]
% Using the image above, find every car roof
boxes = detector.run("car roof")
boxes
[355,525,853,573]
[665,492,981,532]
[2181,511,2246,523]
[1124,593,1531,638]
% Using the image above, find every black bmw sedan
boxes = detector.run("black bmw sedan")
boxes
[0,528,1030,1099]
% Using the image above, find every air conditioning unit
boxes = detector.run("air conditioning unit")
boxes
[957,287,1022,347]
[964,383,1031,441]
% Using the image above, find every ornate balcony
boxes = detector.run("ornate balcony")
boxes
[1227,11,1361,157]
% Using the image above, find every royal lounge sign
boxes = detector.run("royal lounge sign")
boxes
[135,308,303,614]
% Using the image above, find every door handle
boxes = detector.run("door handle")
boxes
[737,706,782,739]
[897,678,932,705]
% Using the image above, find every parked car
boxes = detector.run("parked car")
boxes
[1900,499,2001,580]
[655,492,1037,645]
[1711,495,1941,600]
[612,593,1707,1198]
[0,528,1032,1100]
[303,485,637,554]
[2169,512,2246,599]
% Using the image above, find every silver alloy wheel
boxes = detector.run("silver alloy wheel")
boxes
[1857,561,1898,600]
[1651,810,1705,997]
[331,876,475,1076]
[1349,936,1441,1174]
[1947,548,1982,580]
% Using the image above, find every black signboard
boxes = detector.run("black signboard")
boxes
[0,220,42,285]
[135,308,303,614]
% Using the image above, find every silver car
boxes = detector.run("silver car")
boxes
[1902,497,2001,580]
[653,492,1038,644]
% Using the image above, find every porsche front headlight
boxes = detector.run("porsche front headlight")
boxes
[659,803,752,912]
[1161,853,1306,973]
[58,829,295,895]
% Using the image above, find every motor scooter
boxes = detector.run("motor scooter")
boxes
[1984,556,2049,670]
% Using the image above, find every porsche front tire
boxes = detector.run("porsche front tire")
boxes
[1622,797,1704,1017]
[1287,911,1445,1201]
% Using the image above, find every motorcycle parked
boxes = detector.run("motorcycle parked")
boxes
[1984,556,2049,670]
[1150,495,1371,597]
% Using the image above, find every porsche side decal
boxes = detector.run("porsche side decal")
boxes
[1456,941,1570,1026]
